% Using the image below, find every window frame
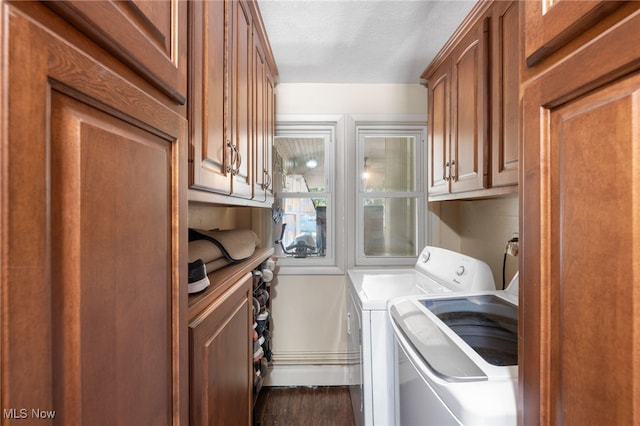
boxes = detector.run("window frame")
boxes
[354,124,426,266]
[272,116,345,275]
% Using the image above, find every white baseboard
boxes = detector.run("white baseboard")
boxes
[263,364,350,387]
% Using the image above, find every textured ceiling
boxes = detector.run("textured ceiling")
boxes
[257,0,477,84]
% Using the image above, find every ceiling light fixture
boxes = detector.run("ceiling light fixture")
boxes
[306,159,318,169]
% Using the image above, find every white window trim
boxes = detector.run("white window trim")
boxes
[348,115,428,268]
[273,114,345,275]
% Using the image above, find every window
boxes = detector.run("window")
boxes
[272,121,341,272]
[356,126,426,266]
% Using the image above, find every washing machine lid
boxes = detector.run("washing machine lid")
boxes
[390,299,487,382]
[390,293,518,382]
[421,295,518,367]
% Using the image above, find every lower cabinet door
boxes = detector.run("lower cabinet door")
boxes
[190,274,253,426]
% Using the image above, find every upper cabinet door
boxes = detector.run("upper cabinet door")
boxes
[45,0,187,104]
[523,0,625,66]
[427,60,451,197]
[188,0,232,195]
[491,1,519,187]
[450,17,489,194]
[229,0,254,199]
[252,31,268,202]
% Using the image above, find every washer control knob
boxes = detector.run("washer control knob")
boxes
[420,251,430,263]
[455,266,465,276]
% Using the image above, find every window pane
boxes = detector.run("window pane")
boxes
[362,197,417,257]
[275,197,327,258]
[362,136,415,192]
[274,137,325,193]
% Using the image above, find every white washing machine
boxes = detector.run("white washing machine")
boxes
[389,275,519,425]
[347,246,497,426]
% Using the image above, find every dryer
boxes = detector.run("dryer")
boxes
[347,246,497,426]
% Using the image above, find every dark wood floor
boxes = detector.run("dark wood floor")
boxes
[254,386,356,426]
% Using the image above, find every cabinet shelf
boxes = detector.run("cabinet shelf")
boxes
[188,247,274,320]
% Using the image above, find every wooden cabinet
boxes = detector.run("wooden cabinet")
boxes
[426,17,490,198]
[190,274,253,426]
[252,29,276,202]
[188,0,230,195]
[426,59,451,197]
[523,0,625,67]
[230,0,254,199]
[449,17,489,194]
[1,2,187,424]
[188,248,274,426]
[490,0,519,187]
[423,0,517,201]
[45,0,187,104]
[188,0,277,205]
[520,3,640,425]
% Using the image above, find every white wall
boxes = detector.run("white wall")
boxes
[276,83,427,115]
[432,195,520,289]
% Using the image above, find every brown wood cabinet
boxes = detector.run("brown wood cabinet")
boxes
[523,0,625,67]
[188,248,274,426]
[188,0,277,205]
[520,2,640,424]
[449,16,489,195]
[425,15,489,198]
[490,1,519,187]
[426,58,451,197]
[230,0,254,200]
[1,2,188,424]
[252,29,276,202]
[45,0,187,104]
[190,274,253,426]
[423,0,518,201]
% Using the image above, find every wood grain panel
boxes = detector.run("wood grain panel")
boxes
[549,74,638,425]
[450,17,489,193]
[426,61,450,197]
[521,9,640,424]
[45,0,187,103]
[523,0,624,67]
[188,0,231,195]
[230,0,254,199]
[190,275,252,426]
[51,93,173,425]
[491,1,519,187]
[2,6,187,424]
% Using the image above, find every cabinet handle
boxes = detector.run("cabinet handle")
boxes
[226,140,235,174]
[264,170,272,190]
[444,161,450,182]
[234,149,242,176]
[226,141,240,175]
[450,160,456,181]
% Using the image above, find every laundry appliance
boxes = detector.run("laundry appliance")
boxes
[347,246,497,426]
[389,274,519,425]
